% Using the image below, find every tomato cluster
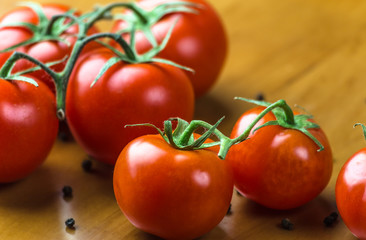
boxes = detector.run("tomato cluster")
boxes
[1,1,362,240]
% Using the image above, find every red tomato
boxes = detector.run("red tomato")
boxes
[226,106,333,209]
[112,0,227,97]
[0,78,59,182]
[0,3,98,91]
[65,48,195,165]
[113,134,233,239]
[336,148,366,239]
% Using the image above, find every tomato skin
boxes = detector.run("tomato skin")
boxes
[226,106,333,210]
[112,0,227,97]
[65,48,194,165]
[0,4,99,91]
[336,148,366,239]
[0,79,59,182]
[113,134,233,239]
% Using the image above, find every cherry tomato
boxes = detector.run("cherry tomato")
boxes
[0,3,98,91]
[113,134,233,239]
[336,147,366,239]
[112,0,227,97]
[0,77,59,182]
[226,106,333,209]
[65,48,194,165]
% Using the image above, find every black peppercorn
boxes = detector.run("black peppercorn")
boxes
[255,92,265,101]
[62,186,73,198]
[281,218,294,230]
[65,218,75,229]
[323,212,338,227]
[82,159,93,172]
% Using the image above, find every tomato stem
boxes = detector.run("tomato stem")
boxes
[85,2,149,29]
[45,13,87,38]
[218,99,292,159]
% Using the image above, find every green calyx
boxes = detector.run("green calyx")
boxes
[126,117,223,151]
[127,98,325,160]
[0,2,82,53]
[0,1,198,120]
[235,97,324,152]
[90,18,193,88]
[114,0,201,48]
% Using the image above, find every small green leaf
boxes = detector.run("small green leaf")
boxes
[125,123,165,136]
[0,22,38,32]
[156,6,199,20]
[4,75,39,87]
[94,40,126,59]
[253,120,280,133]
[164,119,178,147]
[191,116,224,148]
[15,55,69,75]
[91,57,121,87]
[150,58,194,73]
[51,9,78,35]
[234,97,271,107]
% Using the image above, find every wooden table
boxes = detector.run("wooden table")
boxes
[0,0,364,239]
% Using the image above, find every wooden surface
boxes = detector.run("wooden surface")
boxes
[0,0,365,239]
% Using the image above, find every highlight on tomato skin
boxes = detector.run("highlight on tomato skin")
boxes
[0,79,59,183]
[226,106,333,210]
[113,134,233,240]
[336,147,366,239]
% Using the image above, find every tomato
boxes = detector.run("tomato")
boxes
[0,3,99,91]
[0,77,59,182]
[113,134,233,239]
[65,47,194,165]
[112,0,227,97]
[336,147,366,239]
[226,106,333,210]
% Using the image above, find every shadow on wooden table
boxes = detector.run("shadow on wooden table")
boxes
[0,165,59,210]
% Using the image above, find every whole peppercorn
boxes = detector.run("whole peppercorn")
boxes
[65,218,75,229]
[281,218,294,230]
[62,186,73,198]
[255,92,265,101]
[82,159,93,172]
[323,212,338,227]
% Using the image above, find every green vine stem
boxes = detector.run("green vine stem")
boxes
[0,1,201,120]
[0,32,136,120]
[134,99,325,160]
[354,123,366,140]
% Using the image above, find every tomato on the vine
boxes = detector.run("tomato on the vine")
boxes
[65,47,195,165]
[112,0,227,97]
[113,133,233,239]
[0,3,98,91]
[0,77,58,182]
[226,106,333,210]
[336,125,366,239]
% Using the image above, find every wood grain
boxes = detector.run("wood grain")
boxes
[0,0,364,239]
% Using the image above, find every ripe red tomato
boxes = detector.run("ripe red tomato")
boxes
[336,146,366,239]
[0,78,59,182]
[0,3,98,91]
[112,0,227,97]
[65,48,195,165]
[113,134,233,239]
[226,106,333,209]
